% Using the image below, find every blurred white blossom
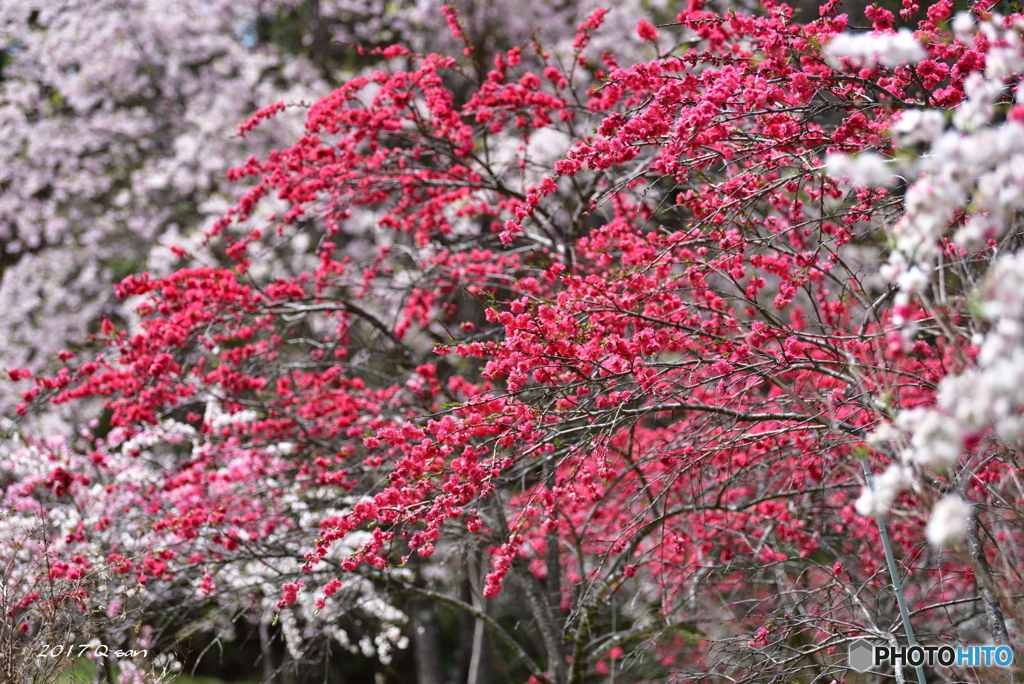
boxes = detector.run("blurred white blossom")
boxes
[855,464,915,518]
[891,109,946,147]
[826,152,897,187]
[926,496,971,548]
[824,29,926,69]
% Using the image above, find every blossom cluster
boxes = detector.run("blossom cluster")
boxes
[834,14,1024,554]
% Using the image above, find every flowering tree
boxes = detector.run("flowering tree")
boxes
[0,0,664,423]
[6,1,1024,683]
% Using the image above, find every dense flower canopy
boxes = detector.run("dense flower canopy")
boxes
[4,1,1024,683]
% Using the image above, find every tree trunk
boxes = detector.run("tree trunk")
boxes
[412,596,444,684]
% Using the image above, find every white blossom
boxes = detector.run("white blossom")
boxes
[896,409,963,472]
[824,29,926,70]
[926,496,972,548]
[891,109,946,148]
[953,73,1003,132]
[986,43,1024,81]
[896,266,929,294]
[866,422,901,448]
[855,464,914,518]
[826,152,897,187]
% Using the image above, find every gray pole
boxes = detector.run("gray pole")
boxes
[861,456,927,684]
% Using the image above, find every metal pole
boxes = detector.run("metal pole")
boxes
[861,456,927,684]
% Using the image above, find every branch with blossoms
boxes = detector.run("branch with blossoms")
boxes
[827,8,1024,668]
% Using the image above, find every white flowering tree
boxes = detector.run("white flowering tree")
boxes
[824,9,1024,674]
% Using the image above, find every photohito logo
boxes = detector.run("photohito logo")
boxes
[847,639,1013,671]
